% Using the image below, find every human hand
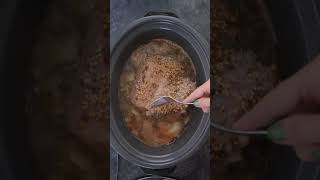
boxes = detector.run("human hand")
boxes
[184,79,210,113]
[233,56,320,161]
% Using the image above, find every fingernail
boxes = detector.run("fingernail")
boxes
[312,150,320,161]
[267,122,285,142]
[193,100,199,107]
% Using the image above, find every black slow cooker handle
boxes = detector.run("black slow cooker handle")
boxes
[140,166,176,176]
[144,10,179,18]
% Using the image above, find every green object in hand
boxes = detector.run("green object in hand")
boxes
[193,100,199,107]
[312,150,320,161]
[267,122,285,142]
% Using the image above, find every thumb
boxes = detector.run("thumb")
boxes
[293,144,320,161]
[183,80,210,103]
[232,73,302,131]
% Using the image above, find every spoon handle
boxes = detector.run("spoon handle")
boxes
[171,98,194,105]
[210,121,268,136]
[183,102,195,105]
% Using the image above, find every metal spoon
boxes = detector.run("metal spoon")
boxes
[150,96,268,136]
[149,96,194,108]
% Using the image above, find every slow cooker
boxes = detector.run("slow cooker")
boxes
[110,12,210,169]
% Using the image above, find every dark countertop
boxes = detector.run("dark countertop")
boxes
[110,0,210,48]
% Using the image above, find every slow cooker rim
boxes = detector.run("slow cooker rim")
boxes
[110,15,210,169]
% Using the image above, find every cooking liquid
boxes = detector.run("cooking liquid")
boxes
[119,39,196,147]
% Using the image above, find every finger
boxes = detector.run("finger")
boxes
[294,145,316,161]
[183,80,210,103]
[267,114,320,145]
[194,97,210,109]
[285,114,320,145]
[202,107,210,113]
[233,57,320,131]
[233,75,302,130]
